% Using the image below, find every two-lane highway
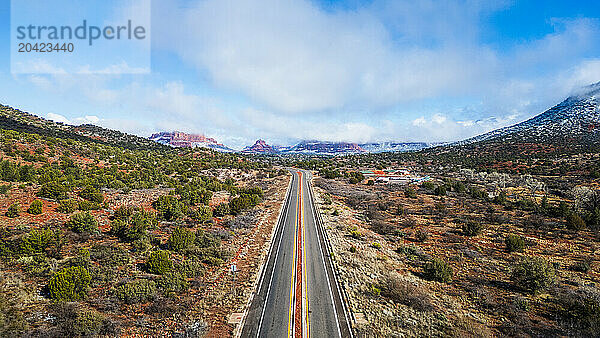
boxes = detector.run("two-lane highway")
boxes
[241,170,352,337]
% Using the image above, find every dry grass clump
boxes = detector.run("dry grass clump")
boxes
[378,273,434,312]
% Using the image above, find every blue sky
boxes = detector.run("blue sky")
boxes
[0,0,599,149]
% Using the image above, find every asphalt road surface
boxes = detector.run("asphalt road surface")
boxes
[241,170,352,338]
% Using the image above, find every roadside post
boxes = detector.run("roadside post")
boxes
[231,263,238,295]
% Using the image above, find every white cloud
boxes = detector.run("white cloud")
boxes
[74,115,101,124]
[431,114,447,124]
[47,113,71,124]
[151,0,600,127]
[46,113,104,126]
[566,59,600,91]
[153,0,498,114]
[412,117,426,126]
[77,62,150,74]
[10,0,600,146]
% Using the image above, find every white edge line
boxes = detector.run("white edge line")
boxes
[251,171,294,338]
[308,172,354,338]
[305,171,342,338]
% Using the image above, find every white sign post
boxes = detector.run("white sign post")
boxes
[231,263,238,295]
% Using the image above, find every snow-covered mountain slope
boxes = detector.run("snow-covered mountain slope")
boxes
[458,82,600,148]
[359,142,446,153]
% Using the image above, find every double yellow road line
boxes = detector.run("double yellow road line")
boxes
[288,172,309,338]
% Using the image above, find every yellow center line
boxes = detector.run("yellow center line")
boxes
[288,172,301,337]
[302,178,309,338]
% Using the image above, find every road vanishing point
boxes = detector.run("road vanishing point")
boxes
[240,170,353,338]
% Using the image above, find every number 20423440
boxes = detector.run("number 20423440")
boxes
[18,42,74,53]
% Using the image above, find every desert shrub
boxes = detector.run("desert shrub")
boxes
[69,248,90,268]
[555,286,600,335]
[0,293,27,336]
[57,199,78,213]
[470,187,487,199]
[332,209,340,216]
[90,265,118,285]
[0,184,10,195]
[176,260,205,278]
[113,205,136,220]
[421,181,435,190]
[423,257,453,283]
[404,217,417,227]
[20,255,57,277]
[319,168,341,179]
[145,250,172,275]
[50,303,118,337]
[520,198,540,212]
[197,247,228,266]
[195,230,221,248]
[404,187,417,198]
[5,203,20,218]
[433,202,447,216]
[369,284,381,297]
[77,200,101,211]
[186,240,228,266]
[348,226,363,239]
[345,196,362,209]
[19,229,62,258]
[27,200,43,215]
[451,316,493,338]
[66,212,98,233]
[462,220,484,236]
[153,195,182,221]
[0,232,14,257]
[434,185,447,196]
[586,207,600,230]
[566,212,586,231]
[229,193,261,215]
[322,193,332,205]
[511,257,555,294]
[37,181,69,200]
[131,236,151,253]
[366,207,384,221]
[19,229,54,255]
[415,229,429,242]
[572,259,592,273]
[226,210,258,229]
[453,181,467,193]
[144,296,179,317]
[78,186,104,203]
[113,279,157,304]
[213,203,230,217]
[190,205,212,223]
[89,244,129,267]
[505,234,526,253]
[168,227,196,252]
[494,191,508,205]
[379,274,433,311]
[349,246,357,253]
[48,266,91,301]
[158,272,189,295]
[110,209,157,242]
[371,242,382,249]
[371,220,396,236]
